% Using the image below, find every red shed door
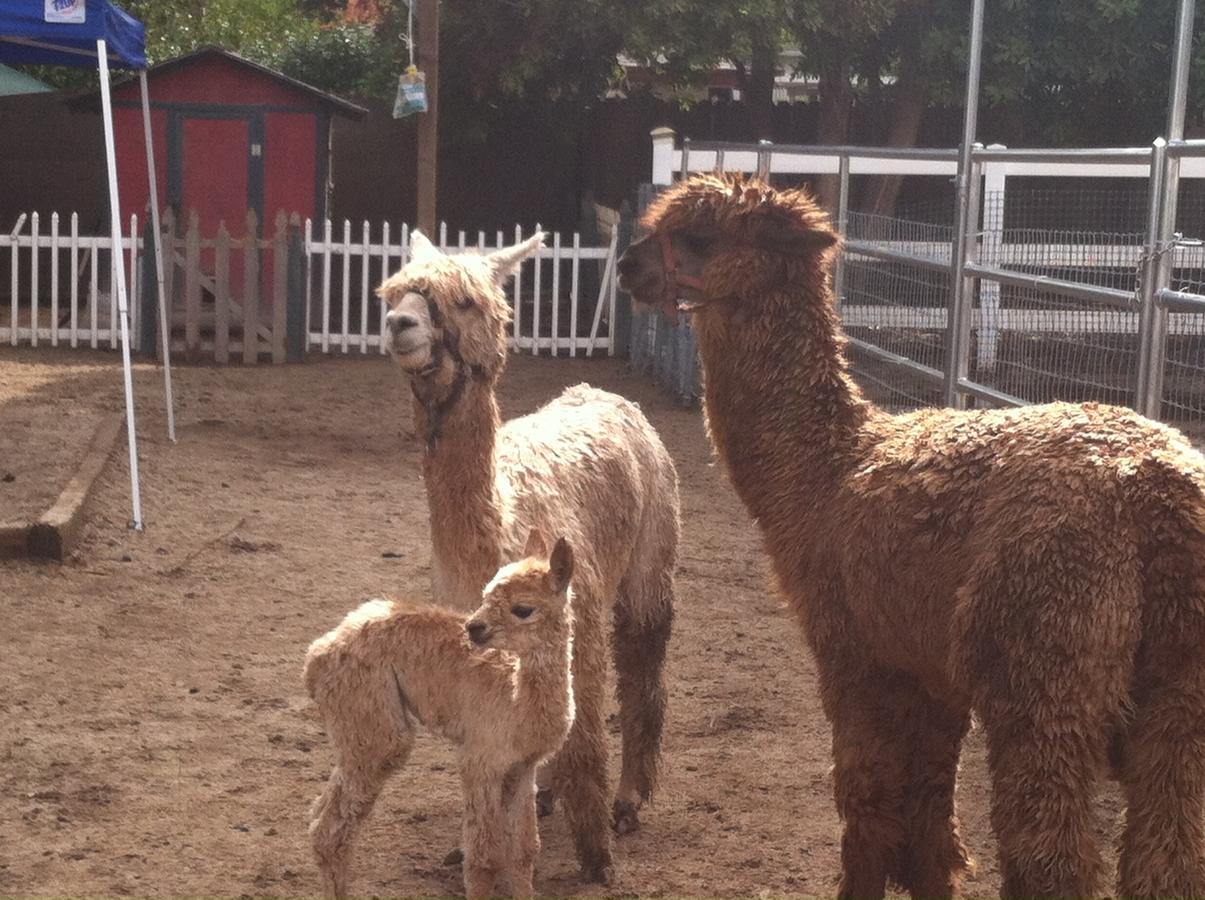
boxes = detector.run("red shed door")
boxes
[180,117,253,235]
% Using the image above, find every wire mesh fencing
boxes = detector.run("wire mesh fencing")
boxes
[839,203,953,409]
[965,189,1147,410]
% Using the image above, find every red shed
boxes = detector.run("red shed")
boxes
[111,46,366,233]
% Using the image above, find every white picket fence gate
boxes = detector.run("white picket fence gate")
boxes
[0,212,622,359]
[1,211,143,350]
[303,219,620,358]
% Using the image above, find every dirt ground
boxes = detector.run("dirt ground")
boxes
[0,348,1130,898]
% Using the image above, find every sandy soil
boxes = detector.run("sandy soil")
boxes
[0,383,102,524]
[0,347,1129,897]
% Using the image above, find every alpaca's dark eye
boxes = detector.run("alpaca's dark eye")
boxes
[511,606,534,619]
[456,297,475,310]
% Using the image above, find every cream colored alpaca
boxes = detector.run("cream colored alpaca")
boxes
[305,532,577,900]
[375,230,680,882]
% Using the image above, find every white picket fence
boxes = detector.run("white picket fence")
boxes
[1,211,143,350]
[303,220,621,358]
[0,212,621,360]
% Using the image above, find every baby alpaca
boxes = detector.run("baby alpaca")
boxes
[305,533,576,899]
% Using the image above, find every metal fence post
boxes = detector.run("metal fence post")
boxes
[833,154,850,303]
[756,139,773,179]
[1138,0,1196,418]
[1135,140,1169,416]
[944,148,984,408]
[943,0,986,408]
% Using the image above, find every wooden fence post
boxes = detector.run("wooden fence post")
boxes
[184,209,201,363]
[158,207,175,362]
[215,221,231,364]
[243,208,260,365]
[286,213,306,362]
[272,210,288,364]
[138,214,158,354]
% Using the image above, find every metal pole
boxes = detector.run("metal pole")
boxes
[140,70,176,443]
[1136,139,1168,416]
[942,0,986,407]
[833,154,850,303]
[1168,0,1194,143]
[1142,0,1196,418]
[98,39,144,530]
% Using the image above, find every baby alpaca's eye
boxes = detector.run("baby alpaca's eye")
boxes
[456,296,475,310]
[511,606,534,619]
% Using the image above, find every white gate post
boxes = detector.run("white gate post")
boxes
[651,127,676,186]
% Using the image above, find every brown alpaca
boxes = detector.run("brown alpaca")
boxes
[618,173,1205,900]
[305,532,577,900]
[375,231,680,883]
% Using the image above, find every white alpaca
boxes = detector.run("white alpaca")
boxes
[305,532,576,900]
[376,231,681,882]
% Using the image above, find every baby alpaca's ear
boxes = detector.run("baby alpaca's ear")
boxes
[524,527,547,559]
[548,537,574,594]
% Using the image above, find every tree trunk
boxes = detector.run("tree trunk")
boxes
[865,60,928,220]
[815,56,853,213]
[746,29,778,141]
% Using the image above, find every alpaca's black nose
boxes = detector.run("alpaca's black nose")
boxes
[386,311,419,336]
[617,251,638,278]
[466,621,488,644]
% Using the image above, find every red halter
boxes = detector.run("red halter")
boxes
[657,230,706,319]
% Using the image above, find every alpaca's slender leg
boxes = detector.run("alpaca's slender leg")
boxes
[981,704,1109,899]
[1117,676,1205,898]
[611,567,674,835]
[308,666,415,899]
[309,737,413,899]
[961,520,1139,900]
[1117,535,1205,899]
[898,694,972,899]
[503,765,540,899]
[824,662,915,900]
[551,597,615,884]
[462,774,506,900]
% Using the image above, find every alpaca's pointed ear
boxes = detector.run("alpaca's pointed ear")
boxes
[485,233,544,285]
[548,537,574,594]
[524,528,547,560]
[409,229,442,263]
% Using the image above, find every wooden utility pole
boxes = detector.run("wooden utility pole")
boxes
[416,0,439,234]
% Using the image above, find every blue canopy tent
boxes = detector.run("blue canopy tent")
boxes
[0,0,177,531]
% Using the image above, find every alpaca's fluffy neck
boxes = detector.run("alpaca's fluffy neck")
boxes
[512,613,575,749]
[694,278,874,531]
[413,375,506,607]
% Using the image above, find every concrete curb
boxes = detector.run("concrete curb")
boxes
[24,413,124,561]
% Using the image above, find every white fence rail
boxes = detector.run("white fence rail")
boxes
[302,220,620,358]
[0,214,622,361]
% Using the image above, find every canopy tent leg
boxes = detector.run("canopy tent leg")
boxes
[98,38,144,530]
[139,69,175,442]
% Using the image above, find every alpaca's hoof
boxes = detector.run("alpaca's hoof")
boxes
[535,787,556,818]
[442,847,464,867]
[612,799,641,835]
[582,860,616,886]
